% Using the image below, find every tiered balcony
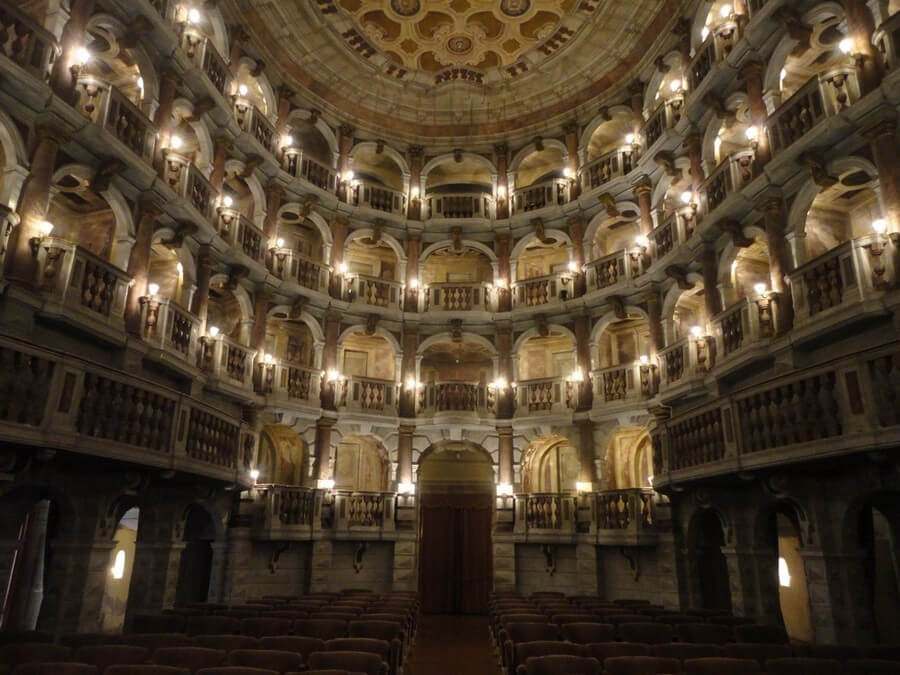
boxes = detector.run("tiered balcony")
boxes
[580,148,635,192]
[216,207,265,264]
[688,21,740,92]
[516,377,576,416]
[0,206,19,270]
[282,149,337,193]
[198,333,256,396]
[658,336,714,396]
[419,381,495,416]
[257,360,321,406]
[710,297,775,364]
[163,155,218,224]
[0,335,253,485]
[331,491,397,538]
[511,179,570,215]
[699,151,756,219]
[178,23,231,99]
[233,98,276,156]
[267,250,330,294]
[140,298,202,368]
[338,376,397,414]
[36,239,131,339]
[74,77,157,164]
[349,275,403,310]
[648,212,695,263]
[424,192,494,219]
[765,68,860,158]
[873,12,900,71]
[0,3,59,84]
[350,180,407,216]
[642,97,684,150]
[789,236,890,333]
[253,485,322,541]
[593,362,648,406]
[584,250,641,292]
[511,274,574,308]
[422,283,493,312]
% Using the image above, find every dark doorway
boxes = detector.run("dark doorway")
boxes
[859,500,900,645]
[419,493,493,615]
[175,505,216,605]
[691,510,732,612]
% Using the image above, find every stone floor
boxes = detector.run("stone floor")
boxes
[405,614,500,675]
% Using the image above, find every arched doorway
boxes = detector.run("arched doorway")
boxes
[856,495,900,645]
[417,443,494,615]
[100,506,140,632]
[175,505,217,606]
[688,509,732,612]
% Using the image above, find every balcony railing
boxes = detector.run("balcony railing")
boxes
[37,239,131,333]
[766,68,860,157]
[593,363,644,404]
[581,148,635,191]
[0,3,58,83]
[520,494,574,532]
[688,22,739,92]
[74,77,157,163]
[199,334,255,393]
[511,179,570,214]
[419,381,494,414]
[642,96,684,149]
[179,26,231,97]
[256,360,321,404]
[141,298,201,364]
[333,491,396,535]
[511,274,574,307]
[0,206,18,270]
[596,489,656,533]
[424,192,494,219]
[163,154,218,223]
[873,12,900,71]
[254,485,322,540]
[658,335,715,394]
[422,282,493,312]
[350,180,407,216]
[649,211,695,262]
[711,297,775,361]
[233,99,276,155]
[517,377,576,415]
[0,336,252,482]
[216,207,265,263]
[350,274,403,309]
[282,149,337,193]
[338,376,397,413]
[700,151,756,217]
[584,250,634,291]
[789,236,887,329]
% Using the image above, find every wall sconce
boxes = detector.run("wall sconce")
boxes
[753,283,775,336]
[141,283,162,336]
[342,170,354,183]
[147,283,160,297]
[638,354,659,397]
[199,325,219,369]
[567,367,585,383]
[409,278,419,290]
[865,218,890,289]
[680,190,695,206]
[690,325,703,340]
[404,376,421,391]
[497,185,507,202]
[281,134,293,149]
[575,481,593,494]
[398,481,416,495]
[410,186,420,200]
[270,239,289,277]
[257,352,276,394]
[249,468,260,482]
[70,45,91,76]
[237,83,249,97]
[326,368,344,384]
[207,325,220,338]
[317,478,335,491]
[745,125,759,151]
[490,376,509,391]
[495,278,508,290]
[30,220,54,256]
[169,135,184,151]
[221,195,234,209]
[186,6,202,23]
[496,483,513,497]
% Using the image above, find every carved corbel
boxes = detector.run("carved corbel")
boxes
[800,152,838,188]
[241,156,265,177]
[308,109,321,125]
[121,16,153,48]
[451,226,463,251]
[702,94,736,125]
[773,8,812,51]
[598,193,620,218]
[655,55,670,74]
[91,159,126,192]
[532,136,544,152]
[608,296,627,319]
[300,194,319,216]
[161,222,198,250]
[536,314,550,337]
[288,296,308,319]
[653,151,682,180]
[365,314,379,336]
[453,148,463,163]
[372,219,384,243]
[186,97,215,121]
[375,139,385,154]
[226,264,250,290]
[450,319,463,340]
[598,106,612,122]
[719,219,754,248]
[533,218,549,244]
[665,264,695,290]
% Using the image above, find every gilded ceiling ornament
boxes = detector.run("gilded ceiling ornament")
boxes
[500,0,531,17]
[390,0,421,17]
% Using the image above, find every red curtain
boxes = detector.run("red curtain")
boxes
[419,493,493,615]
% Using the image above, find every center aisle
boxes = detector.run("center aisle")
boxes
[405,614,500,675]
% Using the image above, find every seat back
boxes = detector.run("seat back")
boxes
[306,650,386,675]
[325,638,390,661]
[257,636,326,659]
[74,645,151,670]
[765,657,842,675]
[195,670,278,675]
[0,644,71,665]
[228,649,302,672]
[11,665,98,675]
[105,667,192,675]
[239,619,292,638]
[684,657,761,675]
[292,620,348,641]
[550,614,602,625]
[652,643,724,663]
[120,634,195,650]
[603,656,681,675]
[152,646,227,671]
[676,623,732,644]
[193,636,259,652]
[560,623,616,644]
[132,615,187,634]
[503,623,560,644]
[60,634,126,648]
[348,621,403,643]
[523,655,601,675]
[724,643,793,666]
[514,640,583,670]
[617,623,673,644]
[846,660,900,674]
[583,643,651,661]
[187,617,240,636]
[733,624,789,644]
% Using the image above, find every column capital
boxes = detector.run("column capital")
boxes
[496,425,513,437]
[398,424,415,436]
[33,123,70,147]
[137,196,164,219]
[683,132,703,154]
[277,84,296,101]
[316,416,337,429]
[740,61,764,81]
[494,142,509,157]
[563,120,579,136]
[632,174,653,194]
[339,123,355,138]
[213,134,234,150]
[760,196,785,217]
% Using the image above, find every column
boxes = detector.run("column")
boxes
[38,538,116,633]
[405,233,421,312]
[337,124,354,201]
[495,234,512,312]
[843,0,885,94]
[209,136,231,195]
[262,182,283,241]
[565,122,581,200]
[329,216,347,299]
[228,26,247,79]
[399,327,418,419]
[576,419,597,485]
[250,287,270,353]
[866,121,900,230]
[630,81,645,137]
[191,247,213,331]
[645,289,666,353]
[4,126,64,287]
[634,178,654,235]
[574,313,593,411]
[153,69,178,167]
[313,417,335,480]
[742,62,772,166]
[701,245,723,318]
[124,201,162,335]
[761,199,794,334]
[497,426,514,486]
[4,500,49,631]
[495,323,514,418]
[49,0,96,102]
[495,144,510,219]
[569,215,587,297]
[275,85,294,138]
[397,425,414,485]
[320,311,341,410]
[684,132,705,186]
[408,146,423,220]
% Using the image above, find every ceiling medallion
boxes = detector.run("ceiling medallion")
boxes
[500,0,531,17]
[390,0,421,17]
[447,35,473,55]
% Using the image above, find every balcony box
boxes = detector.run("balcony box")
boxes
[699,151,755,221]
[216,207,265,264]
[511,178,570,215]
[338,376,398,414]
[649,211,695,264]
[257,360,322,405]
[74,77,157,164]
[140,297,202,368]
[163,155,218,224]
[642,97,684,151]
[0,4,59,84]
[515,494,577,539]
[512,273,574,308]
[580,148,636,192]
[595,488,659,546]
[516,377,576,416]
[37,239,131,340]
[233,98,276,156]
[350,180,407,216]
[199,333,256,397]
[267,249,330,294]
[688,20,741,93]
[424,192,494,219]
[179,25,231,99]
[873,12,900,71]
[348,274,403,310]
[423,282,493,312]
[419,381,495,416]
[332,491,396,538]
[765,68,860,158]
[593,362,646,405]
[658,335,714,397]
[711,297,775,365]
[282,148,337,193]
[584,250,638,292]
[252,485,322,541]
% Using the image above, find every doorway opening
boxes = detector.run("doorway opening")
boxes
[688,509,732,612]
[175,505,217,605]
[858,497,900,645]
[417,443,494,615]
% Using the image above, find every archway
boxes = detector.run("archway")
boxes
[100,506,139,632]
[175,505,217,606]
[417,442,494,615]
[521,436,579,494]
[688,509,732,612]
[854,494,900,645]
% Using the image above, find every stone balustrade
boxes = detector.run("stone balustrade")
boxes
[233,98,276,156]
[282,148,338,193]
[766,68,861,157]
[873,11,900,70]
[350,274,403,309]
[581,148,636,192]
[37,238,131,336]
[74,77,157,163]
[711,296,775,361]
[0,206,19,270]
[0,2,59,83]
[179,24,231,98]
[216,207,265,263]
[658,335,714,394]
[199,334,255,393]
[516,377,576,416]
[642,96,684,150]
[338,375,397,413]
[424,192,494,219]
[350,180,407,216]
[593,362,645,404]
[511,178,570,214]
[140,297,201,365]
[163,155,218,224]
[688,19,740,92]
[333,491,396,535]
[422,282,493,312]
[512,273,574,307]
[419,381,494,415]
[267,250,330,293]
[258,361,320,404]
[253,485,322,540]
[699,151,756,218]
[584,250,633,291]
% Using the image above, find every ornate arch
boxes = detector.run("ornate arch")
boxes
[420,239,498,263]
[345,227,407,265]
[337,324,403,360]
[286,109,339,163]
[509,138,569,175]
[207,272,254,322]
[421,151,497,183]
[349,140,411,178]
[417,331,498,357]
[578,105,635,155]
[513,324,577,356]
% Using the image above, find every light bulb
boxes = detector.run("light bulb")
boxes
[208,325,220,338]
[409,278,419,289]
[338,262,348,275]
[276,238,285,248]
[496,483,513,497]
[625,133,635,144]
[262,353,274,365]
[405,376,417,391]
[170,135,183,150]
[635,234,650,248]
[327,368,341,383]
[690,325,703,339]
[317,478,335,490]
[872,218,887,234]
[680,190,694,205]
[238,83,248,97]
[37,221,54,237]
[753,282,768,296]
[73,46,91,67]
[495,278,507,289]
[720,4,731,17]
[568,261,578,273]
[745,126,759,141]
[249,469,260,481]
[281,134,293,148]
[176,262,183,273]
[411,186,420,198]
[639,355,649,366]
[147,283,160,296]
[669,79,681,92]
[343,170,354,182]
[187,7,201,23]
[563,167,571,178]
[839,37,854,55]
[492,377,508,390]
[576,481,593,494]
[701,26,710,40]
[398,482,416,495]
[222,195,233,208]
